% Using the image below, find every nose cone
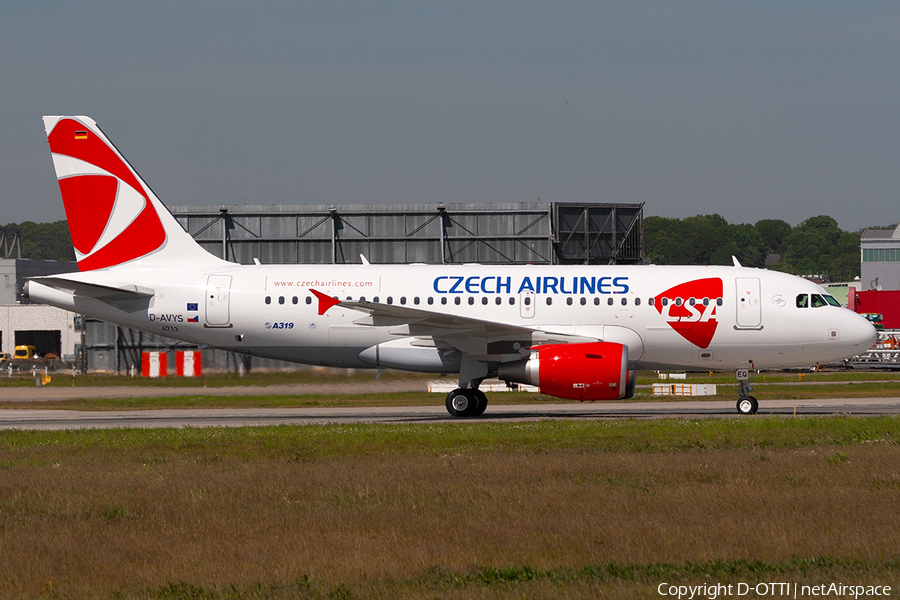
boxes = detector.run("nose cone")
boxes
[847,311,878,352]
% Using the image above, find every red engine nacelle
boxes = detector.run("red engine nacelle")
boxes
[498,342,636,401]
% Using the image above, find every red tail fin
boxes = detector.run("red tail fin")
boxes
[43,116,221,271]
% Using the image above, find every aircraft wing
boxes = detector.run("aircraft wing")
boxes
[311,289,597,361]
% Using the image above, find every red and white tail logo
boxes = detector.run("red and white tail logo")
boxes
[654,278,723,348]
[45,117,167,271]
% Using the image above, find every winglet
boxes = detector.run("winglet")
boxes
[310,289,341,315]
[732,256,742,267]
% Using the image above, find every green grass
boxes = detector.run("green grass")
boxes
[3,367,900,389]
[3,417,899,599]
[0,368,433,388]
[142,557,900,600]
[1,416,896,459]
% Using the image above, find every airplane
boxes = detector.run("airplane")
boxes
[25,116,877,417]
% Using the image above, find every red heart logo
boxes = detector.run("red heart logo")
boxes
[654,278,723,349]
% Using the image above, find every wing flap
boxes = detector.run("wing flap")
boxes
[311,288,599,360]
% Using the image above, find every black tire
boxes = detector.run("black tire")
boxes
[472,389,488,416]
[736,396,759,415]
[446,389,474,417]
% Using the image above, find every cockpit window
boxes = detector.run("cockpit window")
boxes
[797,293,840,308]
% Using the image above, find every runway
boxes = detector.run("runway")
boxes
[1,397,898,430]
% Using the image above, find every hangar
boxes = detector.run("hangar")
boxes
[0,258,80,362]
[169,202,644,266]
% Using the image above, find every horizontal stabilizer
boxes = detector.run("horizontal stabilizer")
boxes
[29,277,154,300]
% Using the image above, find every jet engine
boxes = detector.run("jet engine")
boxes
[498,342,636,401]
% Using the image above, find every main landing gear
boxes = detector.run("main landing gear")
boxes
[445,387,488,417]
[735,368,758,415]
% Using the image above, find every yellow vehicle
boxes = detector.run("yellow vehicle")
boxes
[14,345,38,359]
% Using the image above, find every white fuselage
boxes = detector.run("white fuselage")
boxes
[28,263,876,373]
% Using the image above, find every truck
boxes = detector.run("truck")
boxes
[14,345,38,360]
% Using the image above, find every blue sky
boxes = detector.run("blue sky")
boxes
[2,1,898,231]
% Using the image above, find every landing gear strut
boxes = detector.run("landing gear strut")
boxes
[735,368,758,415]
[445,387,488,417]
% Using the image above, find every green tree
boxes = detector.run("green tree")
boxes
[645,213,859,282]
[754,219,792,254]
[2,221,75,262]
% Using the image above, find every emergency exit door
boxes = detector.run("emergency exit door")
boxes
[205,274,233,327]
[735,277,761,329]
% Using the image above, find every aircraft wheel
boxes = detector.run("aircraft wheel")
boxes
[736,396,758,415]
[446,389,476,417]
[472,389,488,416]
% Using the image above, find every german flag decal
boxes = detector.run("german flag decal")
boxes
[74,131,88,140]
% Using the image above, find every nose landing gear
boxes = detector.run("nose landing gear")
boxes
[735,368,758,415]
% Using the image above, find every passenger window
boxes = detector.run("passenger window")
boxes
[292,296,298,305]
[387,297,393,305]
[414,297,420,305]
[441,297,447,305]
[373,296,380,303]
[305,296,312,305]
[278,296,285,305]
[524,297,531,306]
[716,298,723,306]
[454,297,461,305]
[621,297,627,306]
[400,296,406,305]
[796,294,809,308]
[482,297,489,305]
[265,296,271,305]
[427,297,433,305]
[359,297,366,302]
[546,297,553,306]
[635,297,641,306]
[649,297,655,307]
[567,298,573,306]
[509,297,515,305]
[468,297,475,305]
[594,297,600,306]
[580,297,587,306]
[607,297,614,306]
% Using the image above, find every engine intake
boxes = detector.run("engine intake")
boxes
[498,341,635,401]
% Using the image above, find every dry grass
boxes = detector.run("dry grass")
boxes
[0,419,899,598]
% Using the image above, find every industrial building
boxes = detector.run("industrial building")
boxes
[0,259,80,361]
[860,223,900,291]
[2,201,644,373]
[168,202,644,266]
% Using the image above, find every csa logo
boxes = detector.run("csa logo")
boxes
[654,278,723,349]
